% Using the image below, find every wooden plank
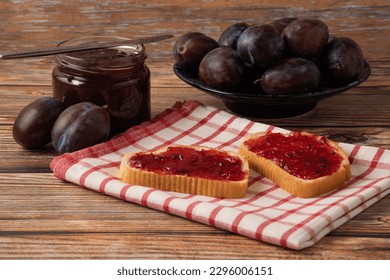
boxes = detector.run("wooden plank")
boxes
[1,233,390,259]
[0,173,389,237]
[1,86,390,127]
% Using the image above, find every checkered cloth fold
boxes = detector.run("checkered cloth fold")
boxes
[50,100,390,250]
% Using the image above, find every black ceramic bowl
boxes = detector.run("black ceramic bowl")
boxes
[173,60,371,118]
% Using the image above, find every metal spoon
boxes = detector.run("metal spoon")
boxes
[0,34,173,59]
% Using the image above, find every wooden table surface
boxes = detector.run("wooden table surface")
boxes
[0,0,389,259]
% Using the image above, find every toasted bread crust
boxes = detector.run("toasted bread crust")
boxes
[239,131,351,198]
[119,145,249,198]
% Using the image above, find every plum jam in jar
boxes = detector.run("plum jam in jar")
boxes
[52,36,151,135]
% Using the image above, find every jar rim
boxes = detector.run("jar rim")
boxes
[55,36,146,72]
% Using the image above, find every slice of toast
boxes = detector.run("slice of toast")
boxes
[119,145,249,198]
[239,131,351,198]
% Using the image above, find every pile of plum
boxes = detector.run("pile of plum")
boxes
[173,18,365,95]
[13,97,110,154]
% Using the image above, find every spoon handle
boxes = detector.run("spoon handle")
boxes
[0,34,173,59]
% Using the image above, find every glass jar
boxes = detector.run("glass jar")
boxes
[52,36,151,135]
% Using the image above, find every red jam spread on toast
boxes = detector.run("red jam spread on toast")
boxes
[129,146,246,181]
[244,132,343,179]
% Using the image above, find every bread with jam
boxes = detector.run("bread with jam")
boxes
[239,131,351,198]
[119,145,249,198]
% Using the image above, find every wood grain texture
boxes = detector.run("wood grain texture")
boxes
[0,0,389,259]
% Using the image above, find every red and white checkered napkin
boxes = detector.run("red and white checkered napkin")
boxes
[50,100,390,250]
